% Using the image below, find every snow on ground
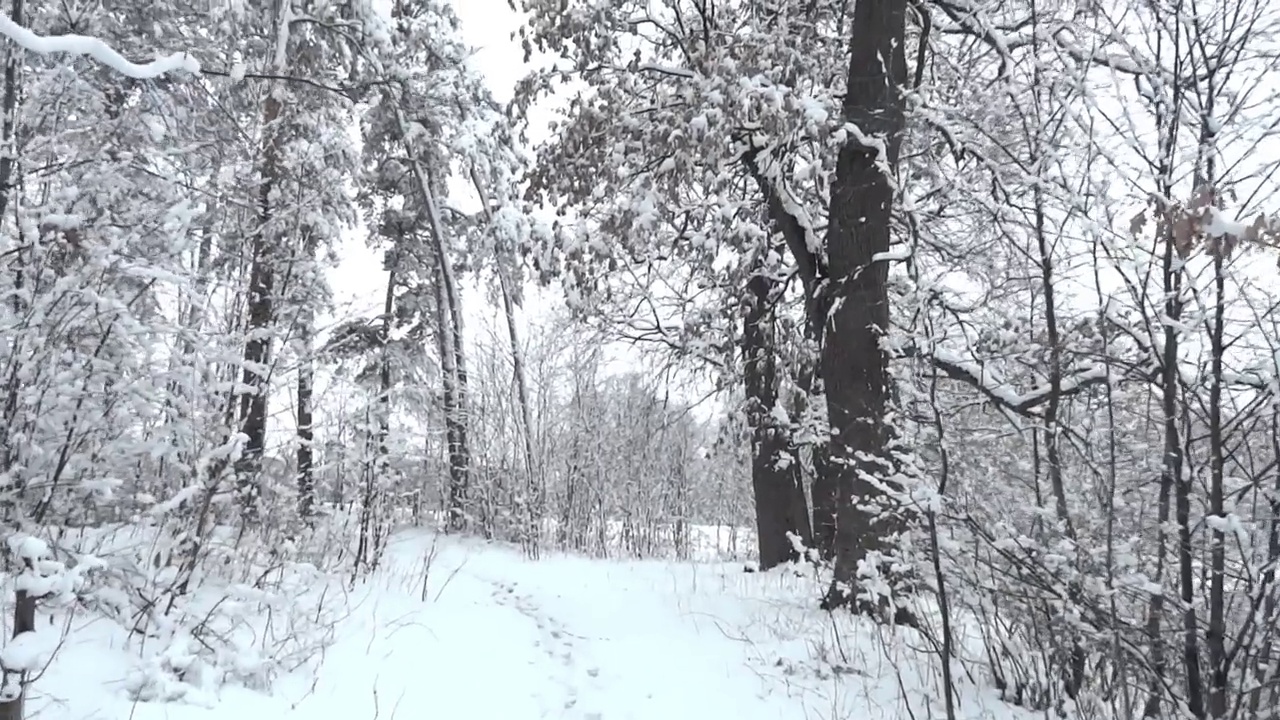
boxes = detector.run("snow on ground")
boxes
[27,529,1025,720]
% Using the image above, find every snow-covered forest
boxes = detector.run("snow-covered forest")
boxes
[0,0,1275,717]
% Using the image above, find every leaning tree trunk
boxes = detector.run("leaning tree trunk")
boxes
[386,100,470,533]
[744,242,812,570]
[743,144,832,562]
[497,264,539,554]
[468,166,540,556]
[821,0,911,616]
[431,257,467,531]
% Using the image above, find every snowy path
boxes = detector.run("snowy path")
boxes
[486,578,605,718]
[36,529,1029,720]
[43,530,807,720]
[475,564,789,720]
[320,530,803,720]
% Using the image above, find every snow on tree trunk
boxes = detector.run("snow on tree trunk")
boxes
[743,243,812,570]
[236,0,291,519]
[0,0,21,226]
[410,157,470,532]
[297,324,315,521]
[820,0,912,617]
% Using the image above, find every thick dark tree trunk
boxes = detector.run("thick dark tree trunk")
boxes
[743,244,812,570]
[742,145,832,562]
[820,0,911,614]
[236,88,283,519]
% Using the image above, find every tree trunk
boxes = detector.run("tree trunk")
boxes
[1032,161,1085,698]
[236,90,281,518]
[1199,83,1227,720]
[1138,54,1186,717]
[795,360,836,558]
[1205,239,1227,720]
[377,265,395,496]
[237,1,290,518]
[0,587,35,720]
[499,270,539,553]
[744,244,812,570]
[820,0,910,615]
[0,0,26,495]
[742,145,832,562]
[387,102,470,533]
[0,0,21,225]
[296,322,315,521]
[468,167,540,556]
[432,260,467,531]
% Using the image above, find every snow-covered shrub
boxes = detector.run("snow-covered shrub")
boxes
[40,514,355,705]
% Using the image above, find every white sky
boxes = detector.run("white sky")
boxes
[451,0,526,105]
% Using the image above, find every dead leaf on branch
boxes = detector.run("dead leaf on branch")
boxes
[1140,186,1279,262]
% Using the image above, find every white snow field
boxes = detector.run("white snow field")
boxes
[25,529,1025,720]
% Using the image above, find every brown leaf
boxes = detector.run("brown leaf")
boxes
[1129,208,1149,238]
[1171,210,1196,259]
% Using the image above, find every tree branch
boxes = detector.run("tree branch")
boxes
[898,341,1161,417]
[0,12,394,97]
[0,11,199,78]
[740,137,827,298]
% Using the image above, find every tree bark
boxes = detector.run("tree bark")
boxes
[377,265,396,495]
[744,244,812,570]
[386,103,470,533]
[236,89,281,518]
[0,0,21,225]
[1199,81,1227,720]
[796,360,836,558]
[742,145,831,560]
[296,301,315,520]
[0,586,35,720]
[237,0,290,519]
[431,258,468,531]
[820,0,911,615]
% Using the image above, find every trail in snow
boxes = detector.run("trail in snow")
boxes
[473,559,791,720]
[487,578,604,718]
[349,531,800,720]
[33,529,1028,720]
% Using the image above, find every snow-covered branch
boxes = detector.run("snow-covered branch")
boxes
[637,63,696,79]
[0,13,200,78]
[931,0,1157,79]
[0,14,397,96]
[741,138,826,296]
[902,343,1160,417]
